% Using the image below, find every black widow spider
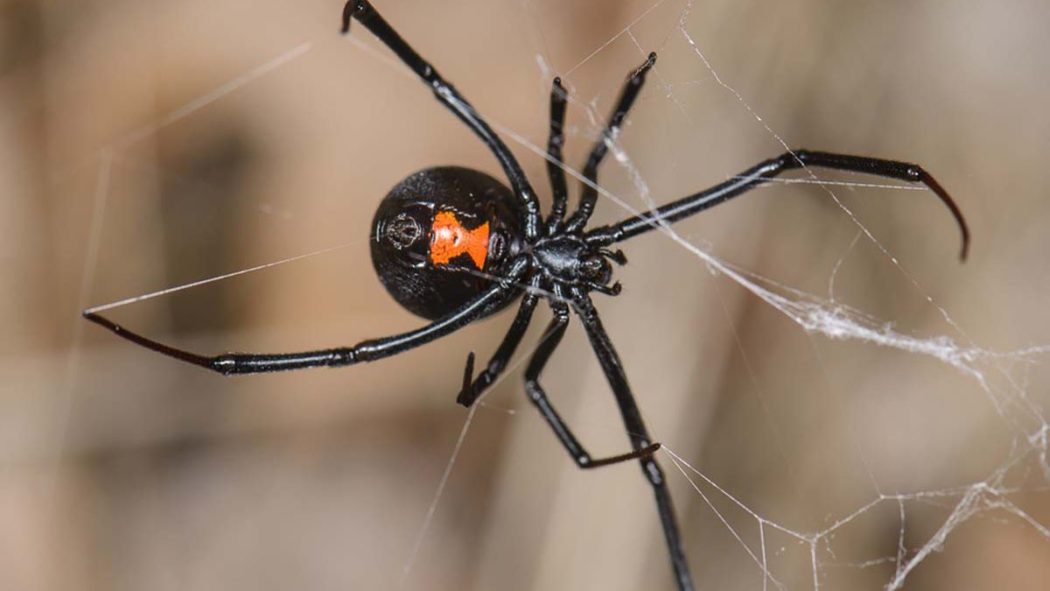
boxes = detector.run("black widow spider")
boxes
[84,2,971,589]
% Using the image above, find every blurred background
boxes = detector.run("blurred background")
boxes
[3,0,1049,589]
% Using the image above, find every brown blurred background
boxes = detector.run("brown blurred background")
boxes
[3,0,1049,589]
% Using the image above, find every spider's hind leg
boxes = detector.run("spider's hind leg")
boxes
[342,0,543,239]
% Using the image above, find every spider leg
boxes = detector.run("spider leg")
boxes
[456,276,542,407]
[523,297,661,469]
[585,280,622,296]
[84,257,528,375]
[570,287,695,591]
[564,52,657,234]
[342,0,541,240]
[587,149,970,260]
[544,77,570,234]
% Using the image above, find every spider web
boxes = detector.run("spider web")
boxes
[14,0,1050,590]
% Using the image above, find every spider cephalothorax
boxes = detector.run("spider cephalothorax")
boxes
[530,234,627,294]
[83,2,970,589]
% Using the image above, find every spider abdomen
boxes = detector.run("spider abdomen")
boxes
[370,166,527,319]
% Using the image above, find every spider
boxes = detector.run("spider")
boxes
[84,2,971,589]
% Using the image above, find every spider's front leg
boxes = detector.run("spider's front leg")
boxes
[570,288,695,591]
[588,150,970,260]
[522,297,661,469]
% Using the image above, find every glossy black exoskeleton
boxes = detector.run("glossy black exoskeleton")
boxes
[531,234,627,296]
[370,166,527,319]
[81,3,971,588]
